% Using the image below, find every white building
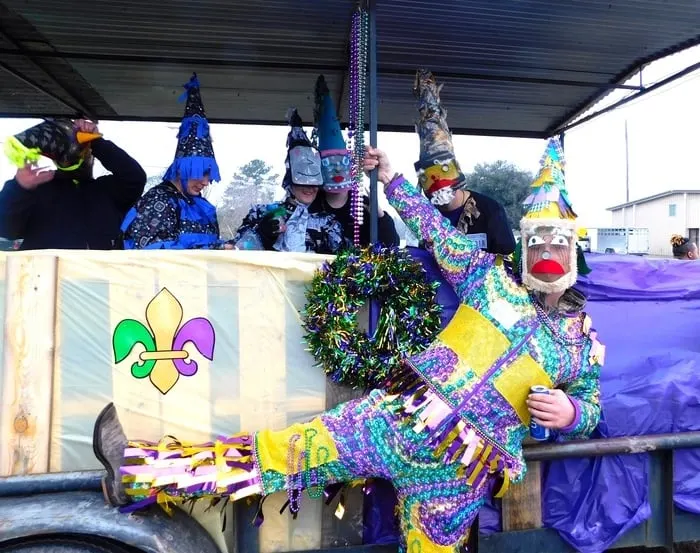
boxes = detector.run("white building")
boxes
[608,190,700,257]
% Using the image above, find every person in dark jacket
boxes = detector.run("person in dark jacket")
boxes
[121,74,232,250]
[412,69,515,256]
[428,188,514,255]
[310,75,399,247]
[0,119,145,250]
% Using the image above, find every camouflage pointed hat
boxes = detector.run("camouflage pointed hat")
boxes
[413,69,466,206]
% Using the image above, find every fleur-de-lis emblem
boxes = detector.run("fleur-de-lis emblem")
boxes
[112,288,215,394]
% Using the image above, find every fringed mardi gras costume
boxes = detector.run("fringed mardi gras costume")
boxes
[110,142,604,553]
[120,390,494,552]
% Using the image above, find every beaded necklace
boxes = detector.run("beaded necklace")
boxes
[348,5,369,246]
[531,293,586,347]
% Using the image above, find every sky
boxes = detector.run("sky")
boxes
[1,45,699,229]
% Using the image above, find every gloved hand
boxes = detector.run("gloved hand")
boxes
[258,213,283,250]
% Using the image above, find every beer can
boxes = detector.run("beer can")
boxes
[529,385,551,441]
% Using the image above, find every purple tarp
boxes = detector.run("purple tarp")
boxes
[364,249,700,553]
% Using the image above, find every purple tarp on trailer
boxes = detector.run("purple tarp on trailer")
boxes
[364,250,700,553]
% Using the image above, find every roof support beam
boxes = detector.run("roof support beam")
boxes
[0,60,82,115]
[0,28,94,118]
[0,111,547,139]
[0,47,644,91]
[552,61,700,135]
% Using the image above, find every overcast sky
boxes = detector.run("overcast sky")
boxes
[1,45,698,228]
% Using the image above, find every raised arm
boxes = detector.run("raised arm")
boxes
[93,138,147,211]
[73,120,146,212]
[364,146,490,291]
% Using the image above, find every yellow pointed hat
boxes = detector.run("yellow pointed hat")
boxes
[522,137,576,222]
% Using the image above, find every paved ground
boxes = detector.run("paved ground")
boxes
[617,544,700,552]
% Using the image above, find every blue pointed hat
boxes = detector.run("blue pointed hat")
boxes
[314,75,352,191]
[314,75,347,154]
[164,73,221,186]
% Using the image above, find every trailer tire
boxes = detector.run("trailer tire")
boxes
[0,536,138,553]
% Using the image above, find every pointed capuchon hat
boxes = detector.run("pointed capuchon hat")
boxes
[282,108,323,190]
[518,137,589,294]
[413,69,466,206]
[4,119,101,170]
[314,75,352,192]
[521,137,576,223]
[164,73,220,186]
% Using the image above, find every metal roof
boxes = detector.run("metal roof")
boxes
[0,0,699,138]
[608,190,700,211]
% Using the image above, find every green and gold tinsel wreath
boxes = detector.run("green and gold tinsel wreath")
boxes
[303,244,442,389]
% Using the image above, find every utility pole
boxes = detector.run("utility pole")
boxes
[624,119,630,204]
[624,119,631,253]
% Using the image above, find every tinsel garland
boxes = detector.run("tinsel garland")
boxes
[303,245,442,390]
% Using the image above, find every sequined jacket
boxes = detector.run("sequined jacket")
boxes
[121,182,224,250]
[386,176,604,483]
[234,198,349,254]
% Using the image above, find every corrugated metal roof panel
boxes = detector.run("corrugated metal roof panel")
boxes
[0,0,698,137]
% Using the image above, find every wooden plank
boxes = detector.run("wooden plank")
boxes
[237,263,292,553]
[320,304,367,549]
[0,254,58,476]
[501,460,543,530]
[48,258,64,472]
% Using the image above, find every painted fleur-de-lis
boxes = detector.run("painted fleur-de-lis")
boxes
[112,288,215,394]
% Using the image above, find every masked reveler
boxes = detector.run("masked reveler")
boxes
[413,69,515,256]
[121,74,231,250]
[93,134,603,551]
[233,109,347,254]
[310,75,399,247]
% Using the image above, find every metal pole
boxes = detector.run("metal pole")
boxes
[367,0,379,245]
[367,0,379,340]
[523,431,700,461]
[662,449,676,553]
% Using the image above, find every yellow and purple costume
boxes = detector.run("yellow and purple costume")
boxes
[117,167,603,553]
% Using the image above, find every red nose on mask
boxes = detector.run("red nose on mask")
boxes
[531,259,565,274]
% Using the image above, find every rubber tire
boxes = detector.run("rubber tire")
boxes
[0,536,135,553]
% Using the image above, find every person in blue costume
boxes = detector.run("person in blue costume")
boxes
[234,109,348,254]
[309,75,399,247]
[121,74,232,250]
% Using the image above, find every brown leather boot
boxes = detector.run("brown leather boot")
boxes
[92,403,129,506]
